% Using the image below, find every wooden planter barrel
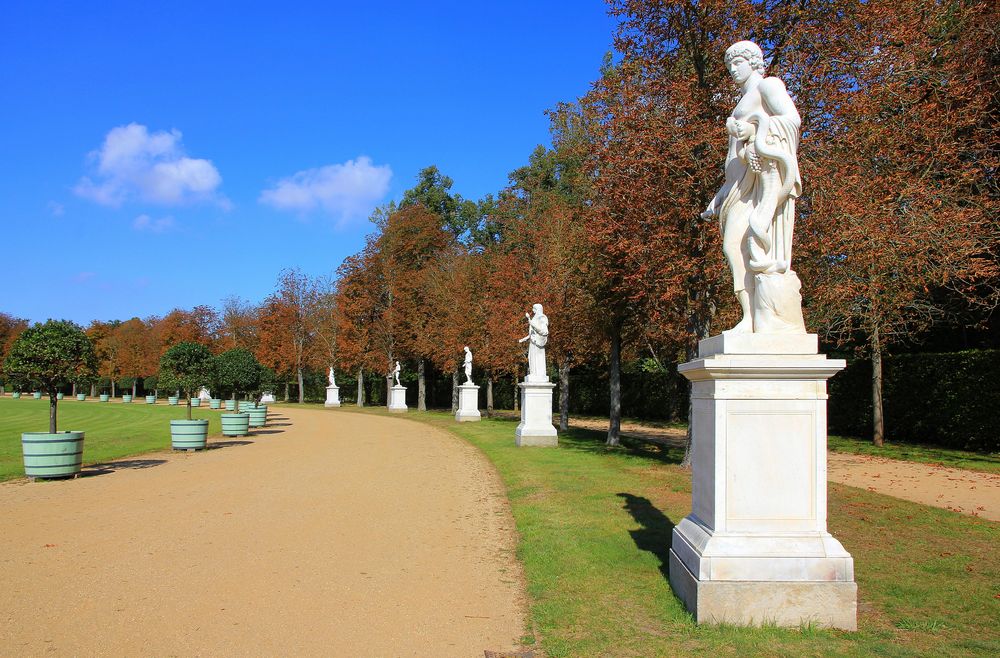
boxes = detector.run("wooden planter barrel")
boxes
[224,400,236,411]
[170,420,209,450]
[76,393,87,401]
[247,406,268,427]
[190,398,201,408]
[168,396,179,406]
[56,393,64,400]
[33,392,42,399]
[22,431,85,479]
[209,399,222,409]
[12,392,21,399]
[220,413,250,437]
[122,395,133,403]
[100,394,110,402]
[145,395,156,404]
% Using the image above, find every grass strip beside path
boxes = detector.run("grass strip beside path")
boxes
[828,434,1000,475]
[335,405,999,657]
[0,398,222,482]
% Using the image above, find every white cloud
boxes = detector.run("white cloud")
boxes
[132,214,176,233]
[47,201,65,217]
[259,156,392,223]
[74,123,225,207]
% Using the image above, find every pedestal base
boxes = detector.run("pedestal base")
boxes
[456,383,481,422]
[515,381,557,447]
[388,385,407,412]
[671,333,856,630]
[324,385,341,408]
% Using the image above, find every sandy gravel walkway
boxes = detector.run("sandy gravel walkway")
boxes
[0,406,527,657]
[567,417,999,521]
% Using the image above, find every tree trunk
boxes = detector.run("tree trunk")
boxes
[112,380,116,398]
[297,367,304,404]
[418,359,427,411]
[357,368,365,407]
[451,369,459,413]
[486,376,494,417]
[386,374,393,408]
[186,396,193,421]
[558,359,570,432]
[872,328,885,447]
[49,393,57,433]
[72,383,76,397]
[90,383,97,397]
[607,322,622,446]
[284,381,289,402]
[132,380,137,398]
[513,373,519,412]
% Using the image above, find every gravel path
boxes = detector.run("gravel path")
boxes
[0,406,527,657]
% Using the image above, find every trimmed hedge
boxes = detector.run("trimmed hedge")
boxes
[829,350,1000,452]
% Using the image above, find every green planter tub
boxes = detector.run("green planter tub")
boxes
[145,395,156,404]
[22,431,85,479]
[122,394,133,403]
[224,400,236,411]
[12,392,22,399]
[168,396,179,406]
[190,398,201,408]
[100,394,110,402]
[209,398,222,409]
[56,392,64,400]
[220,413,250,437]
[33,391,42,399]
[76,393,87,401]
[247,405,268,427]
[170,419,209,450]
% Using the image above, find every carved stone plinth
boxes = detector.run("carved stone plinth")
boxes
[515,381,557,447]
[456,384,481,422]
[324,385,340,408]
[670,333,856,630]
[388,385,407,413]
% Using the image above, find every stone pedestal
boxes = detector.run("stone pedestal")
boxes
[324,385,341,408]
[456,383,481,422]
[260,391,276,403]
[388,385,407,413]
[515,380,557,447]
[669,332,857,630]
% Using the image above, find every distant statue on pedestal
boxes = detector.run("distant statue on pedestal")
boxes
[518,304,549,382]
[462,347,473,384]
[327,366,336,387]
[701,40,806,334]
[392,361,401,387]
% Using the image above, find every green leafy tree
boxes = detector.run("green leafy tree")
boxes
[2,320,97,432]
[158,342,213,421]
[214,348,263,410]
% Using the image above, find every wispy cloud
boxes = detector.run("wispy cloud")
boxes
[47,201,65,217]
[259,156,392,224]
[74,123,227,208]
[71,271,96,284]
[132,214,176,233]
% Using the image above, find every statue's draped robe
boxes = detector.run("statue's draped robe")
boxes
[526,316,549,382]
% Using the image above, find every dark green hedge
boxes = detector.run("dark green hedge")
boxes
[829,350,1000,452]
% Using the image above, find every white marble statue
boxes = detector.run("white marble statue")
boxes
[518,304,549,382]
[392,361,401,387]
[701,40,806,334]
[462,346,473,384]
[198,387,212,401]
[327,366,336,387]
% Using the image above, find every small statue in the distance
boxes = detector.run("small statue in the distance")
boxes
[518,304,549,382]
[392,360,401,387]
[327,366,336,387]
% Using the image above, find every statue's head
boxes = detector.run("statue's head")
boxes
[532,303,544,315]
[464,346,470,353]
[724,40,766,74]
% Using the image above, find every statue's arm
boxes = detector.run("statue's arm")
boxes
[529,317,549,336]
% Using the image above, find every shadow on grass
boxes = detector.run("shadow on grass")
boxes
[82,459,168,477]
[557,426,685,466]
[618,492,676,582]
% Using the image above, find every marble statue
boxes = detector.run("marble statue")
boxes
[392,361,401,387]
[701,40,806,334]
[198,387,211,401]
[518,304,549,382]
[463,346,473,384]
[327,366,336,387]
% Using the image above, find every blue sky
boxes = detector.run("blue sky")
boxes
[1,1,617,325]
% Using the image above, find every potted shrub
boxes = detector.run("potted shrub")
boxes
[144,375,158,404]
[159,342,213,450]
[119,377,134,403]
[214,348,263,437]
[12,391,21,399]
[2,320,97,479]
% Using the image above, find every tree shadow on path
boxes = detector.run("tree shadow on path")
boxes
[81,459,167,478]
[617,492,676,583]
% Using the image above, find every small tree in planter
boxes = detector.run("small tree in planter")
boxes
[2,320,97,433]
[159,343,212,422]
[214,348,263,409]
[3,321,97,479]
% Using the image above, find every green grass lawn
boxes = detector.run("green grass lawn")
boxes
[325,404,999,657]
[828,434,1000,474]
[0,397,222,482]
